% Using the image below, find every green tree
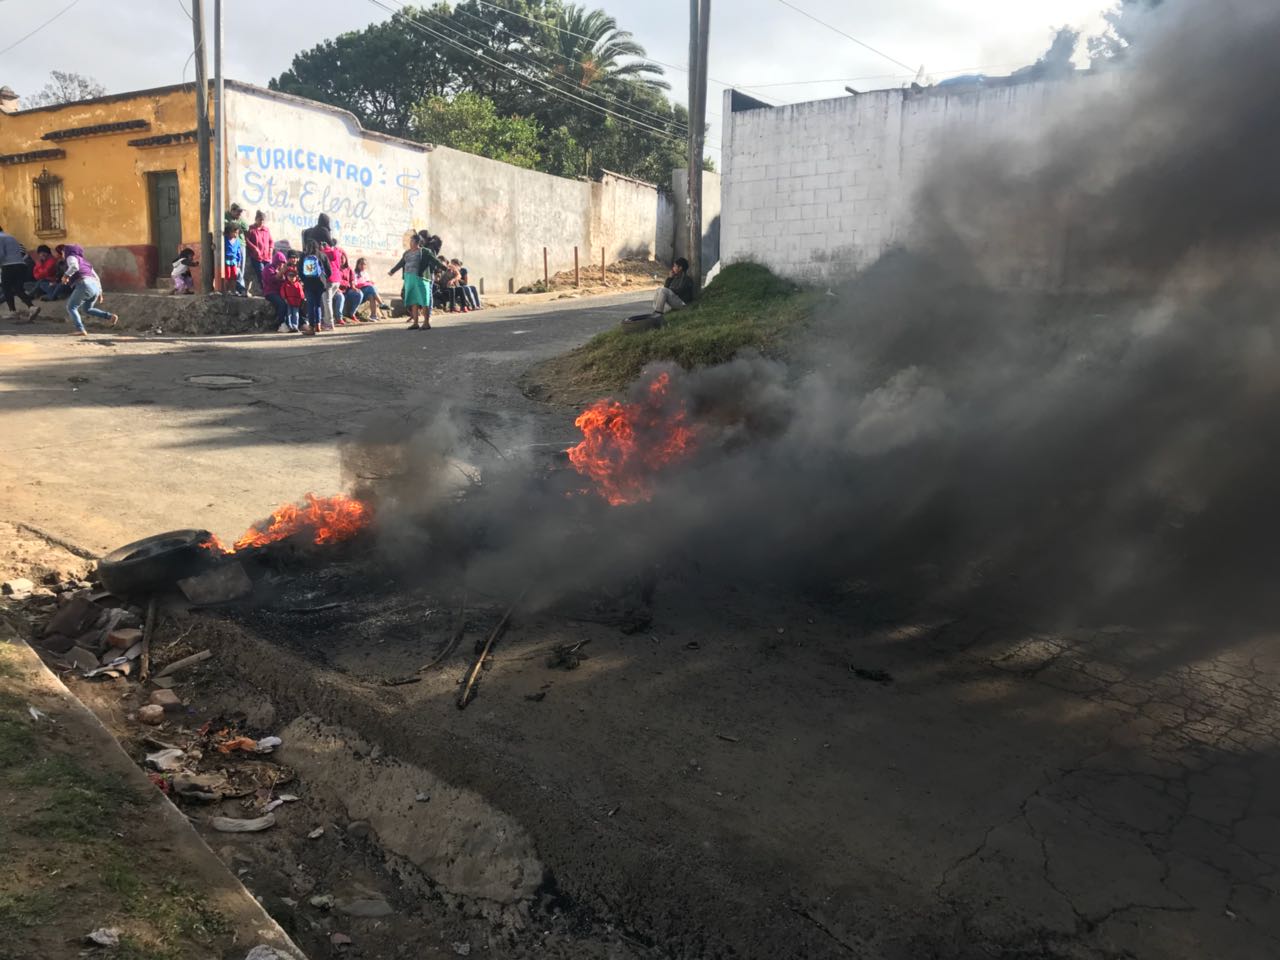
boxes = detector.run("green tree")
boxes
[411,92,542,169]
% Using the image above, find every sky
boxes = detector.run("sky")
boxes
[2,0,1109,162]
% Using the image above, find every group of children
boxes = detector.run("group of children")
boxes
[183,209,482,334]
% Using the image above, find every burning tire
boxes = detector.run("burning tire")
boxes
[97,529,218,597]
[621,312,663,334]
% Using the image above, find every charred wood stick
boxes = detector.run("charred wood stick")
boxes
[457,587,528,711]
[139,596,157,682]
[154,649,212,679]
[421,591,468,672]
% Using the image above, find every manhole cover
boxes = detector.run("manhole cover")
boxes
[185,374,257,388]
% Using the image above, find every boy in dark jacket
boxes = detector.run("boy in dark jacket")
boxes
[653,257,695,314]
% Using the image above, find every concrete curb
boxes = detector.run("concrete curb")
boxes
[0,625,308,960]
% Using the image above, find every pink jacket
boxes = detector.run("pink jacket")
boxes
[325,246,343,284]
[246,223,273,263]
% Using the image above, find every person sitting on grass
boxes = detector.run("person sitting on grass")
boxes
[653,257,695,315]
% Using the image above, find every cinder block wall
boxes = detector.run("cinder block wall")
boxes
[721,82,1063,283]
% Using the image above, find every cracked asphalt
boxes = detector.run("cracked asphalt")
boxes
[2,298,1278,958]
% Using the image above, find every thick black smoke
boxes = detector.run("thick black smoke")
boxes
[361,0,1280,628]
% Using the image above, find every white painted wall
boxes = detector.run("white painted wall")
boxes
[226,82,678,291]
[226,83,429,275]
[721,81,1065,282]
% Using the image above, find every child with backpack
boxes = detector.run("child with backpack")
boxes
[299,241,327,335]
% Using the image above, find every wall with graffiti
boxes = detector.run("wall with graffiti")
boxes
[225,83,429,271]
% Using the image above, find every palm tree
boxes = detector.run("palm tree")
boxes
[546,5,668,95]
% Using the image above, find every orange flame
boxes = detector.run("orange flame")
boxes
[204,493,371,554]
[567,372,697,505]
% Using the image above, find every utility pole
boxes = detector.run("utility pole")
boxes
[213,0,225,289]
[191,0,213,293]
[687,0,711,291]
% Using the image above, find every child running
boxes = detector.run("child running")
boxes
[171,247,197,294]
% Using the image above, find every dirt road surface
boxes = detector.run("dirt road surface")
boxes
[2,302,1277,959]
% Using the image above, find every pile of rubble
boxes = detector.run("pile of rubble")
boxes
[15,573,300,835]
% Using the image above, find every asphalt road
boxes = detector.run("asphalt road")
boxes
[0,291,648,554]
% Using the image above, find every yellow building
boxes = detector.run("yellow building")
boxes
[0,83,206,289]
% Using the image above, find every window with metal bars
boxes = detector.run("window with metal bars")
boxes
[32,169,65,237]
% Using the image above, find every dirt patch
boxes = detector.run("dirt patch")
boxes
[517,256,667,296]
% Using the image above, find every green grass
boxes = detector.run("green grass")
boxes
[0,888,60,930]
[537,263,817,396]
[17,753,138,841]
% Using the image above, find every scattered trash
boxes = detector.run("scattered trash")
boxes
[137,704,166,725]
[106,627,143,649]
[178,561,252,605]
[255,735,282,753]
[148,688,183,712]
[146,748,185,772]
[850,666,894,684]
[174,771,228,800]
[452,941,472,956]
[27,705,49,722]
[716,733,740,743]
[415,791,429,802]
[277,793,300,803]
[154,648,212,679]
[546,640,589,670]
[2,577,34,599]
[309,893,335,910]
[264,799,284,813]
[217,736,260,754]
[211,813,277,833]
[524,691,547,702]
[307,826,325,839]
[85,927,122,947]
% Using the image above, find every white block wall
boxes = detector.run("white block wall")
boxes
[721,82,1063,282]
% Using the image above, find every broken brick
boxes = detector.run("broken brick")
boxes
[148,689,182,712]
[107,627,143,649]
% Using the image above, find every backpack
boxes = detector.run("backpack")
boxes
[301,254,321,278]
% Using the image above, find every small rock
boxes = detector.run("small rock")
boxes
[137,704,165,726]
[65,646,100,673]
[145,748,185,772]
[337,897,393,918]
[150,676,177,689]
[148,689,183,712]
[307,827,325,840]
[452,942,472,956]
[331,932,352,948]
[2,578,34,598]
[346,820,372,840]
[106,627,143,649]
[415,791,429,802]
[308,893,335,911]
[244,947,290,960]
[85,927,121,947]
[41,633,76,655]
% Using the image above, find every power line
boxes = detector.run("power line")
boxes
[442,4,688,132]
[769,0,916,74]
[369,0,701,147]
[469,0,770,107]
[0,0,85,56]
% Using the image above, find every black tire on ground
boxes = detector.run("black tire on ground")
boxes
[97,529,218,597]
[621,312,663,334]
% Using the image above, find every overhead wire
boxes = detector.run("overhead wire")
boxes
[768,0,916,74]
[469,0,772,107]
[439,3,690,133]
[0,0,86,56]
[368,0,702,148]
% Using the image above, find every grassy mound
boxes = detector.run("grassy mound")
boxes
[525,263,816,404]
